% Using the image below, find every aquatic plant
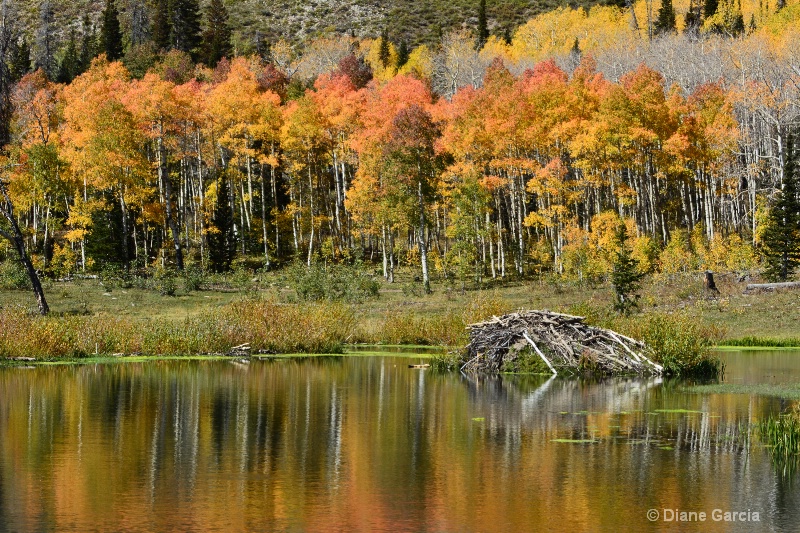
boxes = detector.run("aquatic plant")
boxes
[758,408,800,477]
[611,312,724,378]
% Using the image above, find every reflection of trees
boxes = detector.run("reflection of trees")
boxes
[0,359,797,531]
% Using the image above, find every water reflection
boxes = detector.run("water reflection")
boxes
[0,356,797,532]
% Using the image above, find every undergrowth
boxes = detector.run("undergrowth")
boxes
[0,299,354,357]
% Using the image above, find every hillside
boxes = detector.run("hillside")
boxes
[10,0,603,54]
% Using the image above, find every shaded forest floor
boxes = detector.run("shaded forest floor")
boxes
[1,269,799,346]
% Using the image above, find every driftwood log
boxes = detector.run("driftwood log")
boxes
[461,310,662,376]
[745,281,800,292]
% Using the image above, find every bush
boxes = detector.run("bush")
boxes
[183,265,205,292]
[288,261,379,303]
[614,312,724,377]
[154,269,177,296]
[0,260,30,290]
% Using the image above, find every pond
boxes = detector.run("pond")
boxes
[0,350,798,532]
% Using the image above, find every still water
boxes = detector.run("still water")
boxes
[0,351,798,532]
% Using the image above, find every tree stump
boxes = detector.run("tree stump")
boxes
[704,271,719,293]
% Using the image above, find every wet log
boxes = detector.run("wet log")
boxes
[228,343,252,357]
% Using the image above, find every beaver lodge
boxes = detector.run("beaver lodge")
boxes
[462,311,663,376]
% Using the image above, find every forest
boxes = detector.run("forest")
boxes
[1,0,800,308]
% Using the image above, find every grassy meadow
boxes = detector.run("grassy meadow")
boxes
[0,266,798,363]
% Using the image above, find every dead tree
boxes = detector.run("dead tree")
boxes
[0,175,50,315]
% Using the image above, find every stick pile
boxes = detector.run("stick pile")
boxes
[461,310,662,376]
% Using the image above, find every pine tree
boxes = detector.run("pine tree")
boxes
[397,40,409,68]
[101,0,124,61]
[79,15,98,72]
[171,0,202,58]
[34,1,57,79]
[654,0,677,35]
[57,32,80,83]
[762,134,800,282]
[202,0,232,67]
[152,0,172,51]
[378,28,390,68]
[569,37,581,69]
[129,0,150,46]
[611,224,645,314]
[729,0,745,35]
[684,0,701,35]
[476,0,489,50]
[704,0,719,18]
[209,175,235,273]
[9,37,32,82]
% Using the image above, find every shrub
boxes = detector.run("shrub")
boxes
[0,260,29,290]
[614,312,724,377]
[0,299,356,357]
[288,261,379,303]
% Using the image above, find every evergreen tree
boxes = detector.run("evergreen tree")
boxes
[762,134,800,282]
[397,40,409,68]
[57,32,80,83]
[9,37,32,82]
[569,37,581,69]
[704,0,719,18]
[79,15,98,72]
[654,0,677,34]
[171,0,202,58]
[34,1,57,79]
[208,175,235,273]
[611,224,645,314]
[684,0,702,35]
[0,22,13,148]
[378,28,390,68]
[101,0,124,61]
[129,0,150,46]
[202,0,232,67]
[476,0,489,49]
[729,0,745,35]
[152,0,172,51]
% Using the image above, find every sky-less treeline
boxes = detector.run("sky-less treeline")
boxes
[1,2,800,285]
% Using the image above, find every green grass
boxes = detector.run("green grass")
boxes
[721,337,800,348]
[687,383,800,400]
[3,268,800,359]
[757,410,800,476]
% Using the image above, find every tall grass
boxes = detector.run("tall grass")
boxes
[567,303,725,377]
[758,408,800,477]
[617,313,725,377]
[356,291,511,348]
[0,300,355,358]
[722,337,800,348]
